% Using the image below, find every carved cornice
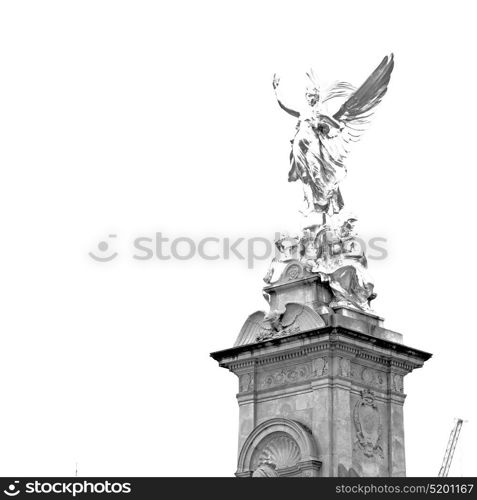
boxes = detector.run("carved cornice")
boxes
[213,326,429,375]
[213,326,429,361]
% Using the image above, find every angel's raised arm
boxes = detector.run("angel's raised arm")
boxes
[273,74,300,118]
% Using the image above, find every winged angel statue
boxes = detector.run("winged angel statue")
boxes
[273,54,394,217]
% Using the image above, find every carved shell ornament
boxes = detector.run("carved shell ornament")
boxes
[254,434,301,471]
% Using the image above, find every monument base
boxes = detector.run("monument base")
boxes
[211,310,431,477]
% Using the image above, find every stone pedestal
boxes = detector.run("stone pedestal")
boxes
[211,273,431,477]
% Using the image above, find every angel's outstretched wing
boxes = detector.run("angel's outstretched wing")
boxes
[329,54,394,161]
[321,81,356,109]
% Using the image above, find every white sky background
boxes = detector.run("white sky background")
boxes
[0,0,475,477]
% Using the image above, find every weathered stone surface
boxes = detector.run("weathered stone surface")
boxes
[263,270,333,315]
[211,321,431,477]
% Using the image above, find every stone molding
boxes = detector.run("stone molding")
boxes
[212,327,430,376]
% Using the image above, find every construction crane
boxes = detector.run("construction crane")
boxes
[438,419,464,477]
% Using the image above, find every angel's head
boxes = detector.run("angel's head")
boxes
[305,87,320,107]
[305,68,320,107]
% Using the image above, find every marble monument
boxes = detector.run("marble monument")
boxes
[211,54,431,477]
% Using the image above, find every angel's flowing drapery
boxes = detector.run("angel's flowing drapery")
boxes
[289,113,346,215]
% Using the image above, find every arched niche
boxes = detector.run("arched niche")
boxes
[236,418,322,477]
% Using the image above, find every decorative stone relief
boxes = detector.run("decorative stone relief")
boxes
[259,364,312,389]
[278,403,293,418]
[255,305,303,342]
[353,389,384,459]
[239,373,254,392]
[352,365,386,390]
[286,263,302,281]
[392,374,403,393]
[339,357,351,377]
[312,357,328,376]
[361,367,374,385]
[235,303,325,347]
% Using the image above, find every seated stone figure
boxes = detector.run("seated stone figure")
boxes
[307,217,376,312]
[325,218,376,312]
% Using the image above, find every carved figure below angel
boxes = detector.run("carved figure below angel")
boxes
[310,217,376,312]
[263,233,301,284]
[262,215,376,313]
